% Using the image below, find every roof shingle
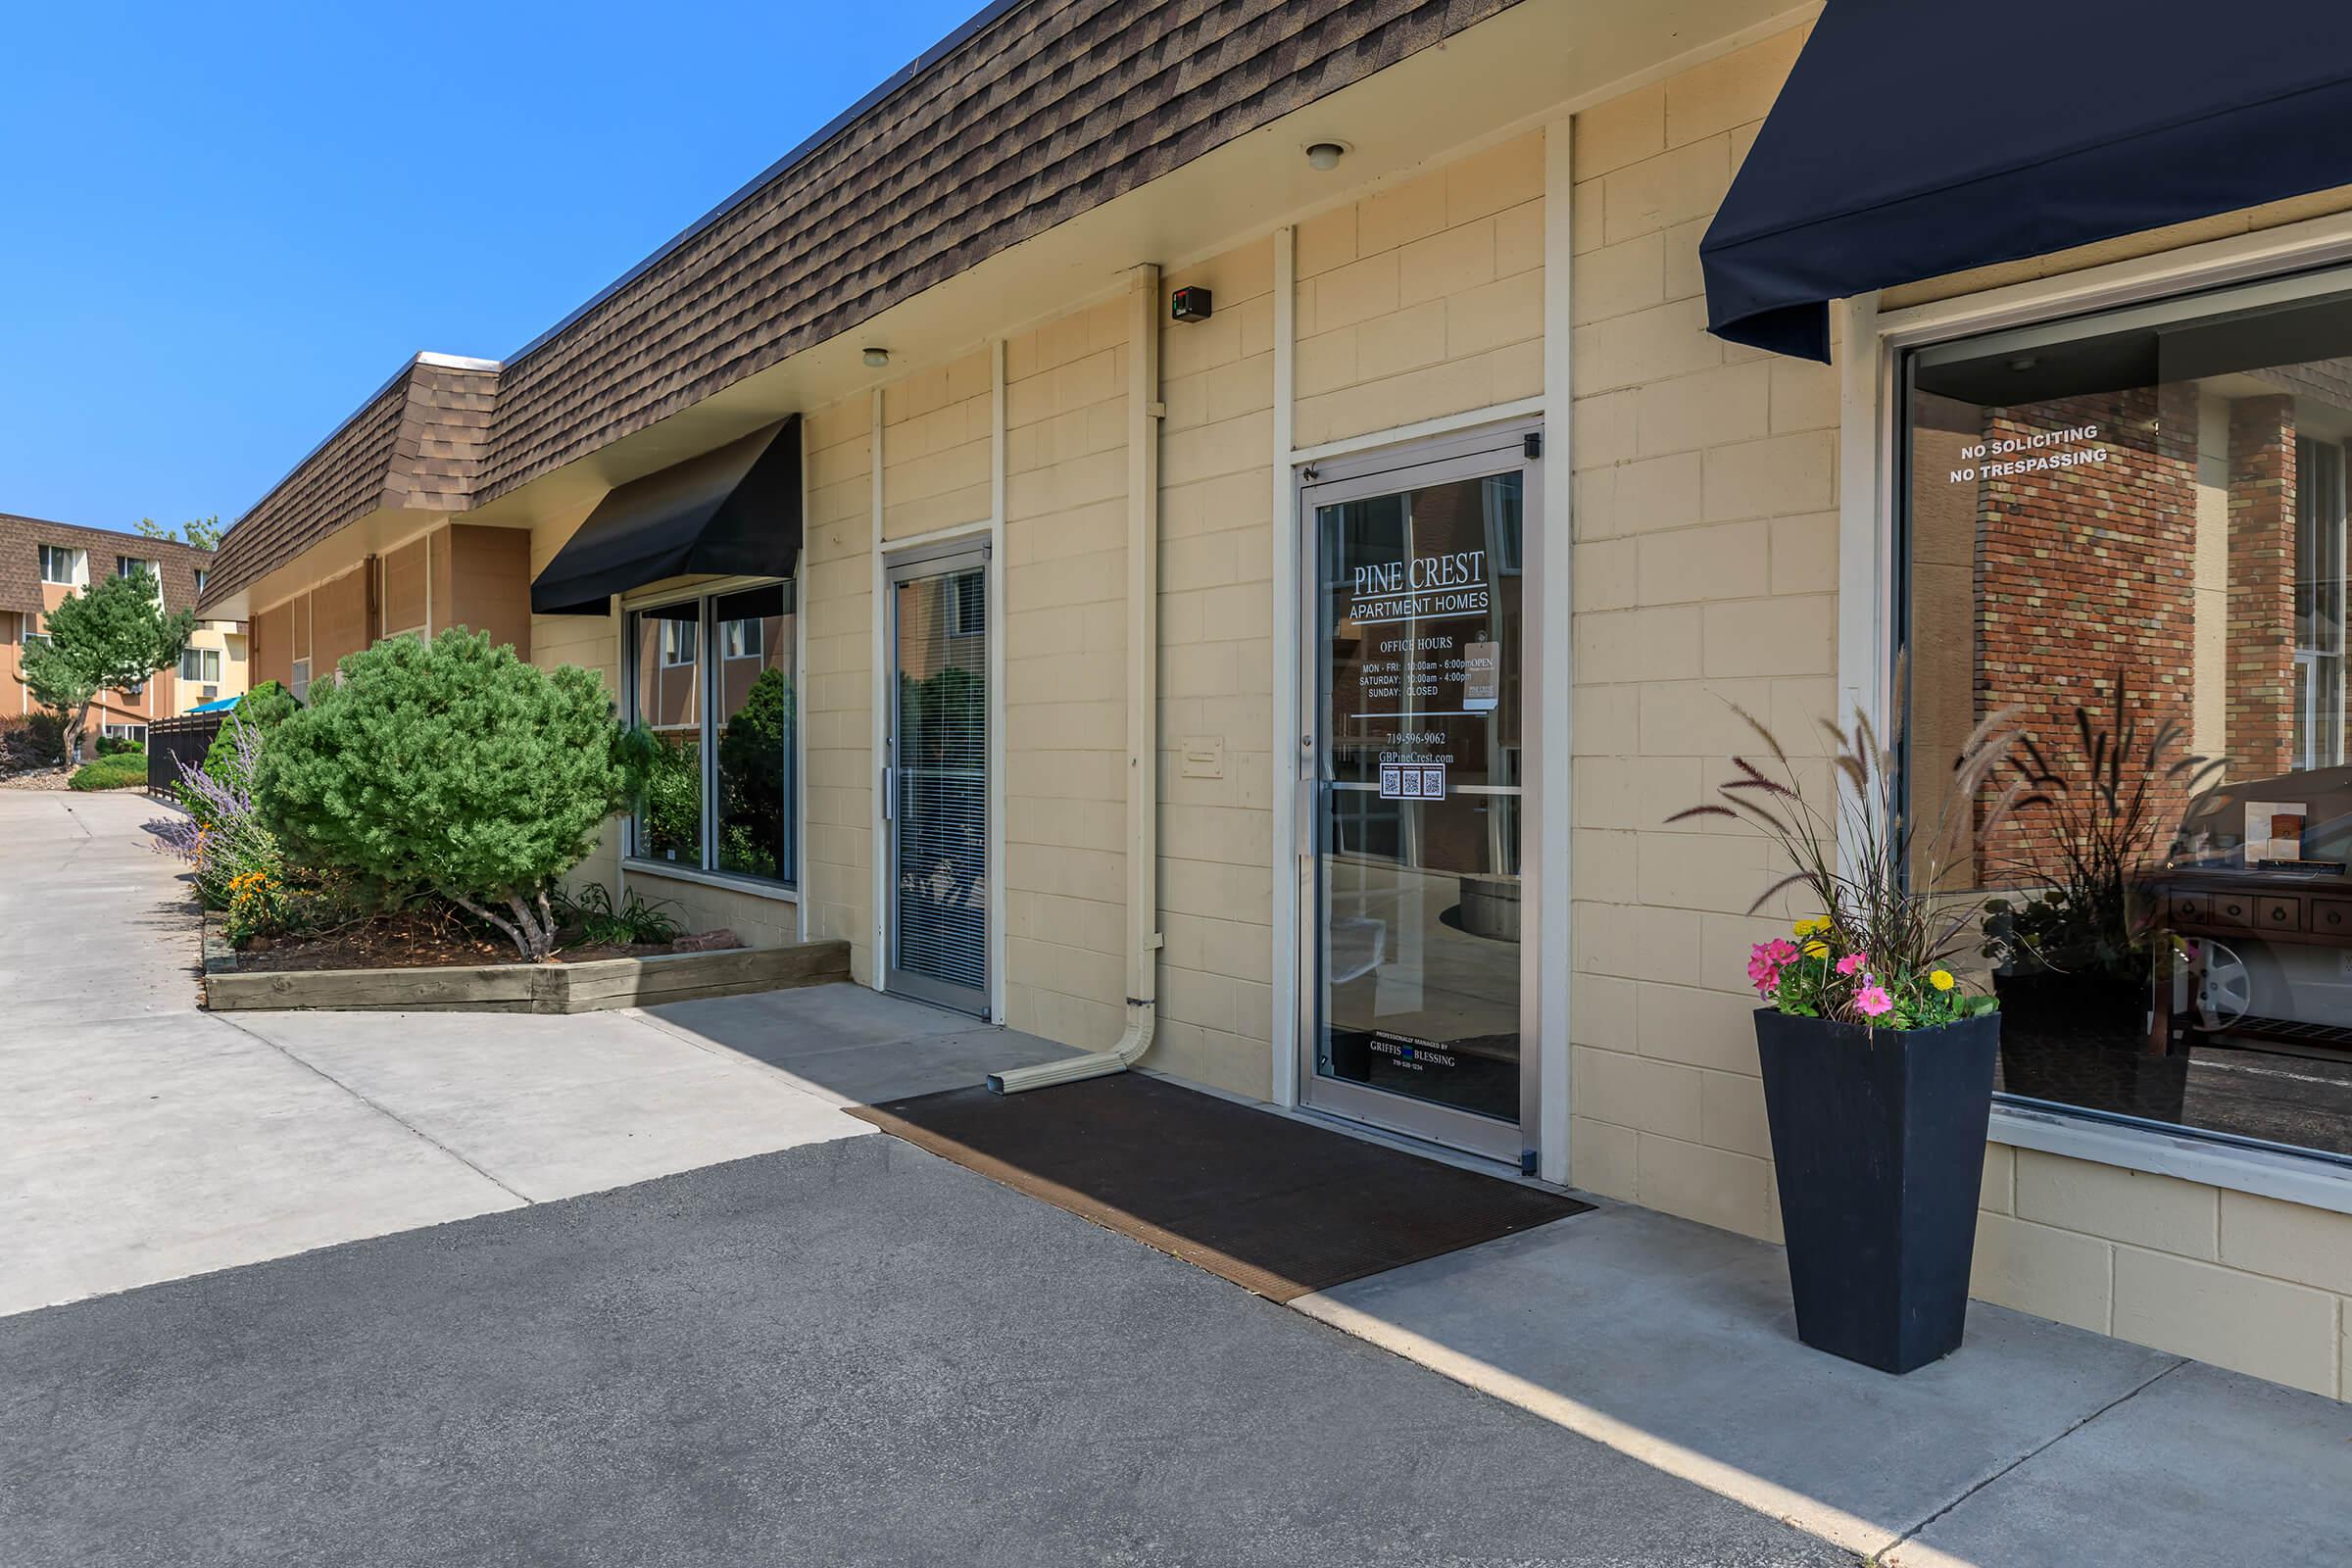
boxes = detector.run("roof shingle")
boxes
[206,0,1515,609]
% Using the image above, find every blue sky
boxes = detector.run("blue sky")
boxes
[0,0,984,534]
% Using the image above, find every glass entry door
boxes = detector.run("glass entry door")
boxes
[1298,431,1536,1163]
[886,550,990,1015]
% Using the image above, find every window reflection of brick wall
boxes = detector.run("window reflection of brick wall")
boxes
[1973,388,2199,876]
[2227,394,2297,779]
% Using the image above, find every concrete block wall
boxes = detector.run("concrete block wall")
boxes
[1152,236,1279,1100]
[1565,24,1838,1246]
[1000,296,1132,1046]
[528,504,623,904]
[1569,23,2351,1401]
[1976,1147,2351,1397]
[1292,131,1545,449]
[881,351,993,542]
[803,396,879,980]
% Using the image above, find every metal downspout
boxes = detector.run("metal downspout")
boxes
[991,263,1162,1092]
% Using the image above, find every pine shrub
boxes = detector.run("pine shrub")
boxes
[255,630,632,958]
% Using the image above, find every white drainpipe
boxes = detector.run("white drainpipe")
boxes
[991,263,1163,1093]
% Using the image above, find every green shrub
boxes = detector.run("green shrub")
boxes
[96,734,144,757]
[633,731,701,859]
[255,630,633,959]
[554,882,682,947]
[0,711,66,771]
[68,753,147,791]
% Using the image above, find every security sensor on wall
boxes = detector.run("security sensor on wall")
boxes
[1304,140,1349,172]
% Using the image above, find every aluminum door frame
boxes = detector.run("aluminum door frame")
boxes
[883,543,993,1017]
[1294,421,1545,1167]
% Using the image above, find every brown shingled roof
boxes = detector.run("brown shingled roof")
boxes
[207,0,1515,607]
[0,513,216,619]
[202,355,498,609]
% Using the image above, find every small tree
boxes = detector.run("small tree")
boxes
[21,567,195,760]
[255,629,632,959]
[134,514,223,550]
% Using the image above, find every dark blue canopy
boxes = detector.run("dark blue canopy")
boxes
[1700,1,2352,362]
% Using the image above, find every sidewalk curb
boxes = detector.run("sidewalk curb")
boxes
[1288,1290,1892,1559]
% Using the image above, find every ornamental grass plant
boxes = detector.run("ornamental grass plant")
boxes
[1673,667,2034,1031]
[1978,664,2227,983]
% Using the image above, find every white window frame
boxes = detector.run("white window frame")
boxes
[660,617,698,667]
[38,546,82,586]
[100,722,148,745]
[1846,207,2352,1218]
[289,658,311,704]
[179,647,221,684]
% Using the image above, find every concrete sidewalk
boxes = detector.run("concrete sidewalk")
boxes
[0,790,1072,1316]
[1296,1200,2352,1566]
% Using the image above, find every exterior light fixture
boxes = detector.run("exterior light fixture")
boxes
[1305,140,1348,172]
[862,347,890,368]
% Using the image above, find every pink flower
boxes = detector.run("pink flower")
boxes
[1746,938,1798,996]
[1835,952,1870,977]
[1855,983,1893,1018]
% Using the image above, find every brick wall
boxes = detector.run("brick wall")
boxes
[2228,395,2298,778]
[1971,387,2200,874]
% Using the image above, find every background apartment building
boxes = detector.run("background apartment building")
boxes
[0,514,246,755]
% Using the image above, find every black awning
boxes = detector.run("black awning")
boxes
[1699,2,2352,363]
[530,416,802,614]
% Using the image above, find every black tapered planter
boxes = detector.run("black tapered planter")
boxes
[1754,1007,2000,1374]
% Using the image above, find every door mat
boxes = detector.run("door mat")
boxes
[848,1073,1590,1301]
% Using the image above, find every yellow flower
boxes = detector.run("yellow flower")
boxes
[1931,969,1955,992]
[1803,941,1829,958]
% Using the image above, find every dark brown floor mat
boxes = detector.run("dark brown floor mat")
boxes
[849,1073,1590,1300]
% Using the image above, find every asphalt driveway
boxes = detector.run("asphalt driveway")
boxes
[0,1134,1846,1568]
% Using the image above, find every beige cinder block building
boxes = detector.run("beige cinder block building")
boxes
[198,0,2352,1399]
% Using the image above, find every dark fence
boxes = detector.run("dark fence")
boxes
[148,711,225,795]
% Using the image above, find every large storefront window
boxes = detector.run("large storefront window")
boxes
[626,581,797,887]
[1903,270,2352,1162]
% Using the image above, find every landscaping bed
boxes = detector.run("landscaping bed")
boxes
[153,635,857,1014]
[0,766,73,792]
[229,911,720,973]
[203,913,849,1014]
